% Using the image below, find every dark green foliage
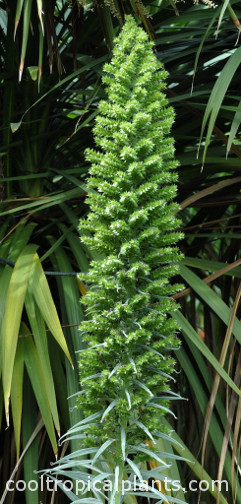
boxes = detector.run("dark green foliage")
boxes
[78,15,183,470]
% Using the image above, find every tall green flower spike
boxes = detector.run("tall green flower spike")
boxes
[48,16,185,504]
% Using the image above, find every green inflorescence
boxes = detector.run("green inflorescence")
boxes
[78,14,183,490]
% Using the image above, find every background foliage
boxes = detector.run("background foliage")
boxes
[0,0,241,503]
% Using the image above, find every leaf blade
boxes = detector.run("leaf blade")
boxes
[2,244,38,424]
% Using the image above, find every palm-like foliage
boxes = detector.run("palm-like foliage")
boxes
[1,0,241,503]
[1,3,102,503]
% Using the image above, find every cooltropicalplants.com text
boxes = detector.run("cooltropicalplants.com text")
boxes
[5,476,229,494]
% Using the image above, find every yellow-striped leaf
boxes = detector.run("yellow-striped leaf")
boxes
[2,244,38,424]
[29,252,73,367]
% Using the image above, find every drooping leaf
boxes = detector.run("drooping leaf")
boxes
[28,251,73,367]
[22,332,58,454]
[11,336,24,460]
[25,292,60,435]
[2,244,38,424]
[19,0,33,81]
[199,44,241,167]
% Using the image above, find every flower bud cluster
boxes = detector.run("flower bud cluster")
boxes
[78,16,183,462]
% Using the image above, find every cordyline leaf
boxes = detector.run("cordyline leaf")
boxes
[22,364,38,504]
[227,99,241,155]
[9,55,107,133]
[21,330,58,455]
[201,282,241,504]
[38,23,44,90]
[14,0,24,39]
[191,9,218,93]
[0,419,44,504]
[179,264,241,349]
[28,251,73,367]
[36,0,44,33]
[232,380,241,500]
[11,337,24,460]
[162,418,229,504]
[0,223,36,379]
[1,243,72,426]
[2,244,38,424]
[19,0,33,82]
[199,44,241,167]
[173,309,241,398]
[215,0,230,34]
[25,292,60,435]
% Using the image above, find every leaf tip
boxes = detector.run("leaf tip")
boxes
[19,60,25,82]
[10,121,22,133]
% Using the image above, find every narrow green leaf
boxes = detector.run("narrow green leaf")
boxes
[28,252,73,367]
[192,9,219,92]
[60,422,98,440]
[125,389,131,410]
[162,418,230,504]
[49,447,97,465]
[7,224,36,261]
[48,339,69,429]
[25,292,60,435]
[14,0,24,39]
[40,224,75,262]
[134,445,169,467]
[70,499,101,504]
[182,256,241,278]
[148,402,177,418]
[22,372,39,504]
[152,436,187,502]
[227,99,241,155]
[36,0,44,32]
[130,418,155,443]
[11,336,25,460]
[65,411,101,429]
[0,224,36,378]
[100,399,118,423]
[19,0,33,81]
[199,45,241,166]
[0,187,82,216]
[22,334,58,454]
[11,55,107,131]
[121,425,126,460]
[2,244,38,424]
[173,309,241,398]
[110,466,119,504]
[38,22,44,91]
[52,167,95,193]
[108,363,121,378]
[216,0,231,33]
[47,243,84,452]
[92,439,115,463]
[179,264,241,348]
[126,457,143,482]
[134,379,154,397]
